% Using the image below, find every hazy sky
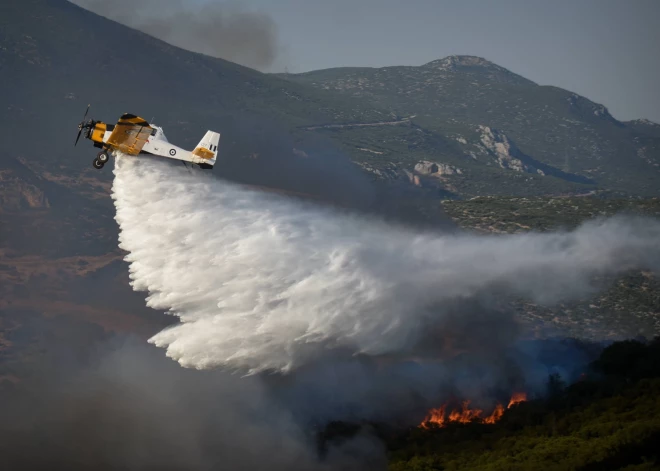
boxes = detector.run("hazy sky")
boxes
[224,0,659,123]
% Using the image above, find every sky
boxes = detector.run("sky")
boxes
[241,0,660,123]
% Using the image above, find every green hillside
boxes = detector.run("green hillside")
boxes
[440,196,660,341]
[281,56,660,197]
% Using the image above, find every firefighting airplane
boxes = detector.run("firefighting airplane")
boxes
[74,105,220,170]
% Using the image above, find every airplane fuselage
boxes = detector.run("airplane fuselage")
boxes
[79,113,220,170]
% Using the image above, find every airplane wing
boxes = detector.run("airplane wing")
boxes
[106,114,153,155]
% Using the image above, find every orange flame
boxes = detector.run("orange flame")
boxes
[507,392,527,408]
[483,403,505,424]
[420,392,526,429]
[448,400,483,424]
[422,405,447,428]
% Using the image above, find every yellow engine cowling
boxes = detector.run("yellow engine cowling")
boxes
[90,122,107,144]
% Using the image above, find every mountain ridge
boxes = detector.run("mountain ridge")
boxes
[280,55,660,196]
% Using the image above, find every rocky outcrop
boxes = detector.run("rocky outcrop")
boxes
[414,161,463,176]
[477,126,594,185]
[356,160,463,184]
[566,93,618,124]
[478,126,542,175]
[630,119,659,127]
[627,119,660,136]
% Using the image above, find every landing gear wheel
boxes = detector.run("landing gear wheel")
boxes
[97,151,109,164]
[93,158,104,170]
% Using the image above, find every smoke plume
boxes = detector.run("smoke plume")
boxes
[69,0,279,70]
[0,334,384,470]
[111,156,660,375]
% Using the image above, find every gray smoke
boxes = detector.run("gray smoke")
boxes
[0,334,384,470]
[69,0,278,70]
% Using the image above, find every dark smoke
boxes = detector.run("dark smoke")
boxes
[69,0,279,70]
[0,300,606,470]
[0,333,384,471]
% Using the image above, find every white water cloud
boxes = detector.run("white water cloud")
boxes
[111,155,660,374]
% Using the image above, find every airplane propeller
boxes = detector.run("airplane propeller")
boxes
[75,104,91,146]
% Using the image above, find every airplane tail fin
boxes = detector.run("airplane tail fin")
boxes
[192,131,221,168]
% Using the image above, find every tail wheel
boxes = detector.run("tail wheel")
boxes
[93,158,104,170]
[97,151,109,163]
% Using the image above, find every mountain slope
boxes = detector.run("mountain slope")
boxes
[0,0,455,350]
[281,55,660,196]
[0,0,390,166]
[1,0,658,353]
[4,1,657,201]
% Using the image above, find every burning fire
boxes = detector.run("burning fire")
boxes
[508,391,527,408]
[420,392,527,429]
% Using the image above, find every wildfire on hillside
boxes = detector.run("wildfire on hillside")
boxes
[420,392,527,429]
[508,391,527,408]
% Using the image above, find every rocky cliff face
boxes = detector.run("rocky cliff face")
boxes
[477,126,539,174]
[414,161,463,176]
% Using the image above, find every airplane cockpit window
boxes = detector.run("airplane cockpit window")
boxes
[151,128,157,136]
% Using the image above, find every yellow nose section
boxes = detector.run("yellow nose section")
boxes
[91,122,107,143]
